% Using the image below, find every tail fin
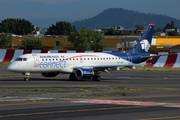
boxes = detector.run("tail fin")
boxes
[129,24,155,53]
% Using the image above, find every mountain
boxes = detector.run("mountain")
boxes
[1,0,180,29]
[72,8,180,30]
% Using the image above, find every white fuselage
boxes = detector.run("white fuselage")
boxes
[8,52,133,73]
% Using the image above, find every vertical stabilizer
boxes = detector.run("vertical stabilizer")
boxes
[129,24,155,53]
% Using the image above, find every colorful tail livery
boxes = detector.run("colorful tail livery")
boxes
[129,24,154,54]
[8,24,155,81]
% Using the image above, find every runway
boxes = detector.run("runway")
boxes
[0,69,180,120]
[1,69,180,88]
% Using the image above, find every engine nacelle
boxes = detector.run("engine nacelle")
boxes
[41,72,59,77]
[75,68,94,79]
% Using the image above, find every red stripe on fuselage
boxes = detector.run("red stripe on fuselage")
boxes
[69,55,99,59]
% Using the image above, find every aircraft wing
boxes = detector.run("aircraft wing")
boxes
[73,63,135,72]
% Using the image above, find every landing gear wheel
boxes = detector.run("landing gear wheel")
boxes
[23,72,30,82]
[93,75,101,81]
[24,78,29,81]
[69,74,77,81]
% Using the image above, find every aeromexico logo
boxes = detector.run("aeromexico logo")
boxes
[140,39,150,52]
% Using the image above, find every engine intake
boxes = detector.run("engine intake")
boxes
[75,68,94,79]
[41,72,59,77]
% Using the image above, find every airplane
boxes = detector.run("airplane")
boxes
[8,24,155,81]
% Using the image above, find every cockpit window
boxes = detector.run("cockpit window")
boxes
[15,58,27,61]
[15,58,22,61]
[23,58,27,61]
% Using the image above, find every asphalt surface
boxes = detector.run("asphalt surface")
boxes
[0,68,180,120]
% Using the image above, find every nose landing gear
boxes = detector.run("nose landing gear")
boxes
[23,73,30,81]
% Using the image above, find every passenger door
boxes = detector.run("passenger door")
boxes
[32,54,39,67]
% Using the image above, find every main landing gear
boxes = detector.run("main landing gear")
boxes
[69,74,77,81]
[92,74,101,81]
[23,73,30,81]
[92,71,101,81]
[69,73,101,81]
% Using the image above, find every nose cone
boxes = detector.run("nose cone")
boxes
[7,63,17,72]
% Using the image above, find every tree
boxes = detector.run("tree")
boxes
[22,37,44,49]
[0,18,34,35]
[163,21,179,36]
[45,21,76,35]
[168,31,179,36]
[163,21,176,32]
[0,33,12,49]
[68,28,104,50]
[135,24,145,30]
[104,28,115,35]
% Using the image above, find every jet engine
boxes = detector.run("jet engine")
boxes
[75,68,94,79]
[41,72,59,77]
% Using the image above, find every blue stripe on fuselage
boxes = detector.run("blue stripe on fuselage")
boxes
[106,52,150,64]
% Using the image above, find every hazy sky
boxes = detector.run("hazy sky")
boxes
[26,0,80,4]
[23,0,180,19]
[0,0,180,27]
[0,0,180,18]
